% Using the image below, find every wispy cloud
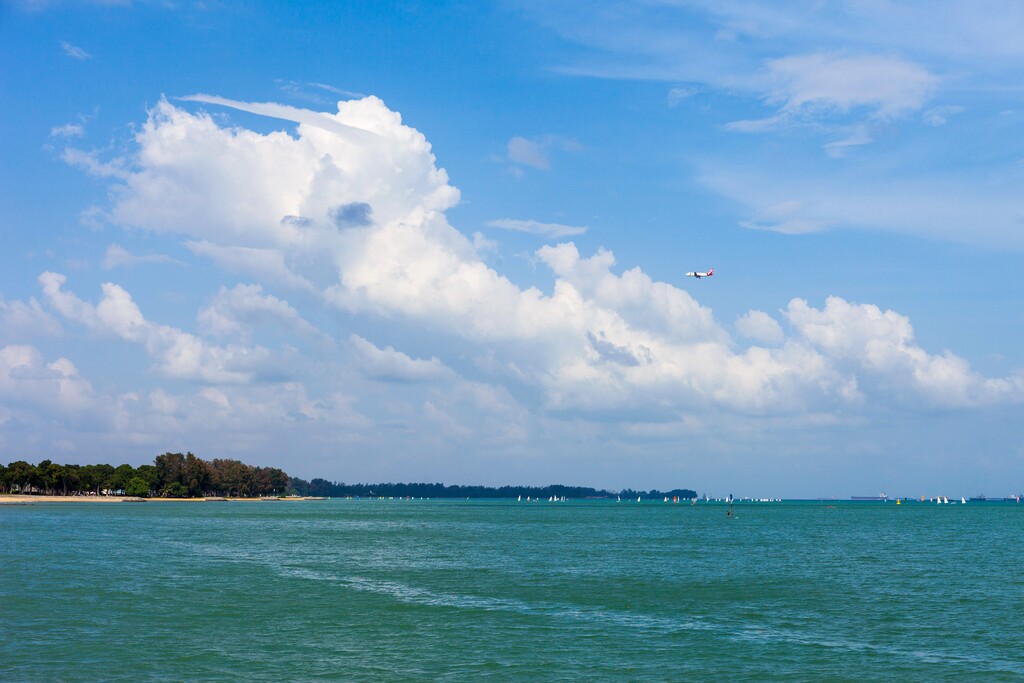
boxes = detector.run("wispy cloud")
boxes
[60,147,129,179]
[923,105,966,126]
[349,334,453,383]
[50,123,85,138]
[275,80,367,104]
[667,86,699,107]
[765,52,939,120]
[823,125,873,158]
[700,163,1024,248]
[508,136,550,170]
[59,40,91,60]
[505,134,584,173]
[179,93,378,142]
[487,218,588,239]
[102,244,183,270]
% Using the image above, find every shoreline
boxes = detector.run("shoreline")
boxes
[0,494,323,504]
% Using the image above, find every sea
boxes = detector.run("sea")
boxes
[2,498,1022,681]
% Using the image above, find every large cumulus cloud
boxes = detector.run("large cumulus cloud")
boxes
[25,94,1020,477]
[63,96,1021,421]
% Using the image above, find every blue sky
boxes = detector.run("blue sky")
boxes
[1,0,1022,497]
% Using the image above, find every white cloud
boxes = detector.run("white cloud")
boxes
[667,86,699,107]
[723,115,788,133]
[99,381,373,459]
[185,241,316,292]
[80,96,1021,421]
[61,147,130,179]
[736,310,783,345]
[471,231,499,254]
[505,134,583,172]
[0,295,62,342]
[823,125,873,158]
[102,244,182,270]
[507,136,549,170]
[486,218,588,239]
[923,105,966,126]
[765,53,939,120]
[700,164,1024,247]
[179,94,378,143]
[59,40,90,60]
[39,272,283,384]
[50,123,84,138]
[785,297,1024,408]
[736,199,830,235]
[0,344,95,416]
[197,284,325,343]
[348,334,452,383]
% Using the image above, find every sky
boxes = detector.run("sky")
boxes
[1,0,1022,498]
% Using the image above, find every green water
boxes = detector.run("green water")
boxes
[2,499,1022,680]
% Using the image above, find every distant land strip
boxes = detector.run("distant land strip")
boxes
[1,454,696,501]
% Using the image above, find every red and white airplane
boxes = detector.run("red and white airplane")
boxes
[685,267,713,279]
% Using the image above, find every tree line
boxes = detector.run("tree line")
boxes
[0,453,290,498]
[2,455,696,501]
[289,478,696,501]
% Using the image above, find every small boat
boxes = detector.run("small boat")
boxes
[961,497,966,504]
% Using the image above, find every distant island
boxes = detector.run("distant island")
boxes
[1,453,696,501]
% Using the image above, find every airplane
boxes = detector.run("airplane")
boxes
[685,268,713,279]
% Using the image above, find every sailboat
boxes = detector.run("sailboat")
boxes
[943,496,949,504]
[961,497,966,504]
[517,495,521,502]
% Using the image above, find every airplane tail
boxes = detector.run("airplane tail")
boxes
[707,268,714,277]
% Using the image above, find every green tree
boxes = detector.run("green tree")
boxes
[262,467,290,495]
[135,465,160,493]
[124,477,151,497]
[36,460,58,495]
[88,464,115,494]
[211,459,254,497]
[161,481,188,498]
[107,464,137,494]
[53,464,80,496]
[154,452,186,490]
[182,453,212,497]
[5,461,36,493]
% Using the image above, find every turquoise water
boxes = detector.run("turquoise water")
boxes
[2,499,1022,680]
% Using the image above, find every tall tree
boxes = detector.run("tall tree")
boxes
[154,452,186,492]
[182,453,213,497]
